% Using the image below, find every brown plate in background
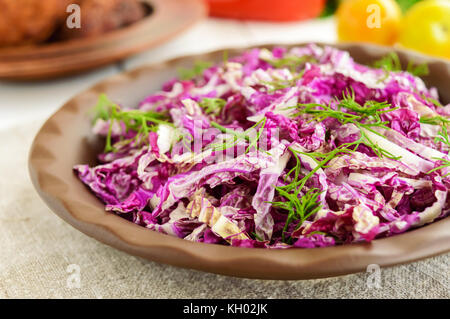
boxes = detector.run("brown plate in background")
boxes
[0,0,207,81]
[29,43,450,280]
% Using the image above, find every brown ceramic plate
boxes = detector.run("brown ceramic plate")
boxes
[0,0,206,81]
[29,43,450,280]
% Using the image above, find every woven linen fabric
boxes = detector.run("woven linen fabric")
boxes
[0,120,448,299]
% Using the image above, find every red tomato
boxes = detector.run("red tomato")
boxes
[207,0,326,22]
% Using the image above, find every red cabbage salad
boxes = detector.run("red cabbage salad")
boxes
[75,44,450,249]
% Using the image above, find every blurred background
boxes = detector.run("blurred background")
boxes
[0,0,448,128]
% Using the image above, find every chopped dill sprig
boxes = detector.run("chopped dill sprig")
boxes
[261,70,305,93]
[407,61,429,77]
[251,232,264,242]
[419,115,450,167]
[223,50,229,65]
[210,117,267,154]
[262,55,318,73]
[429,126,450,176]
[92,94,172,153]
[199,98,226,116]
[272,144,356,243]
[279,140,363,196]
[280,147,347,194]
[338,90,394,117]
[420,94,443,108]
[178,61,212,81]
[273,124,399,243]
[427,158,450,177]
[419,115,450,126]
[435,125,450,149]
[294,90,397,124]
[420,116,450,177]
[294,102,360,123]
[91,93,111,122]
[357,125,401,159]
[273,92,405,241]
[373,52,429,77]
[374,52,402,72]
[292,92,400,160]
[272,92,404,242]
[271,186,322,244]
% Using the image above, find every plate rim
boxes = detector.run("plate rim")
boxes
[29,42,450,280]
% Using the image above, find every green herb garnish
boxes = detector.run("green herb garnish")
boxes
[374,52,429,77]
[223,50,229,65]
[261,70,305,93]
[262,55,318,73]
[178,61,212,81]
[291,91,400,159]
[251,232,265,242]
[272,187,322,244]
[407,61,429,77]
[272,92,406,242]
[427,158,450,177]
[199,98,226,116]
[420,94,443,108]
[435,125,450,148]
[210,118,267,154]
[374,52,402,73]
[273,142,358,243]
[93,94,171,153]
[419,115,450,126]
[421,116,450,177]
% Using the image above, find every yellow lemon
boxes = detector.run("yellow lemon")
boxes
[337,0,402,45]
[399,0,450,59]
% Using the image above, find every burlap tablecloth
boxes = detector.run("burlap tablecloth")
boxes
[0,120,448,299]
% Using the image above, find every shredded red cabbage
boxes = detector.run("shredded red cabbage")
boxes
[75,44,450,248]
